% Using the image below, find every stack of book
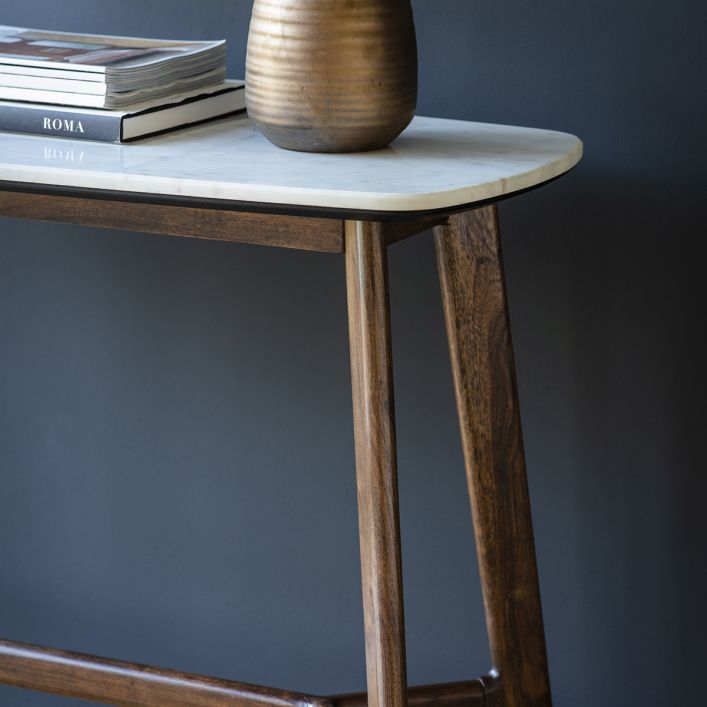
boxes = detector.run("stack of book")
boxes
[0,25,245,143]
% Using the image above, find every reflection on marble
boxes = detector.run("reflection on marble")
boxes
[0,115,582,212]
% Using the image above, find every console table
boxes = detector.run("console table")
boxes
[0,115,582,707]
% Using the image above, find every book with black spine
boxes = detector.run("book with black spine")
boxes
[0,81,245,143]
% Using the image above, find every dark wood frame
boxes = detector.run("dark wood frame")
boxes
[0,186,552,707]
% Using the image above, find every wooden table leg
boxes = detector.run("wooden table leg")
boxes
[434,206,552,707]
[345,221,408,707]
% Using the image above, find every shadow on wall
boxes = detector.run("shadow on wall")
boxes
[498,166,705,707]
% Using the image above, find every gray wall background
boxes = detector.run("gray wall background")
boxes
[1,1,704,706]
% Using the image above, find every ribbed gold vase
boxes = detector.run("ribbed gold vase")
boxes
[245,0,418,153]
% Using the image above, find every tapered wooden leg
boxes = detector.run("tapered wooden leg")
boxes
[345,221,408,707]
[434,207,552,707]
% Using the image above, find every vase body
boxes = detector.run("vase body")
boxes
[246,0,418,153]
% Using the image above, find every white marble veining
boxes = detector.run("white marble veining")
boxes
[0,115,582,212]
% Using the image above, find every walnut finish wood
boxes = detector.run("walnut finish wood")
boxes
[0,190,447,252]
[345,221,408,707]
[0,190,344,253]
[0,639,329,707]
[383,216,449,246]
[0,636,488,707]
[434,206,551,707]
[331,680,485,707]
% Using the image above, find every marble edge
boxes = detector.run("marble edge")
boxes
[0,133,583,213]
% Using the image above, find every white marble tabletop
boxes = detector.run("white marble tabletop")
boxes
[0,115,582,213]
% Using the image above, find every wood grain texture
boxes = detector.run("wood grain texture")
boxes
[246,0,417,152]
[434,207,552,707]
[0,639,329,707]
[0,636,491,707]
[383,216,449,247]
[345,221,408,707]
[331,680,485,707]
[0,190,344,253]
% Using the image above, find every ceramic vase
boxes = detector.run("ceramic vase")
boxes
[245,0,418,153]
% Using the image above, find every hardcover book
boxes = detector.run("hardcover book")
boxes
[0,81,245,143]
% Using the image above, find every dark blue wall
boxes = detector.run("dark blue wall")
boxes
[1,2,704,706]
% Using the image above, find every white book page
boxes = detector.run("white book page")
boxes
[0,25,224,74]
